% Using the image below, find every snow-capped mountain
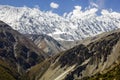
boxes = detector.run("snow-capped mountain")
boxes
[0,5,120,40]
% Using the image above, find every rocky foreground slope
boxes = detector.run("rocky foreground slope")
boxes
[28,28,120,80]
[0,21,48,80]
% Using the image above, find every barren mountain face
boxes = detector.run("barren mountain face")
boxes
[28,29,120,80]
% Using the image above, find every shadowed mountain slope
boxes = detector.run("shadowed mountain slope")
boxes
[0,21,48,80]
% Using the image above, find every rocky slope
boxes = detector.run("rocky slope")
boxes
[0,21,48,80]
[26,34,66,56]
[0,5,120,40]
[28,28,120,80]
[0,20,120,80]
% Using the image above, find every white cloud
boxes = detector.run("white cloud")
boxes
[74,6,82,10]
[63,1,120,21]
[96,0,105,9]
[101,9,111,15]
[50,2,59,9]
[65,5,98,19]
[34,5,40,9]
[89,0,105,9]
[73,6,82,16]
[90,2,98,8]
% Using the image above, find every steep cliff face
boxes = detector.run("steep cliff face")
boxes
[30,29,120,80]
[0,21,47,80]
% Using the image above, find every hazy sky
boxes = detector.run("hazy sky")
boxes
[0,0,119,15]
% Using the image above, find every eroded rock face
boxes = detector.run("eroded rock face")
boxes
[64,31,120,80]
[59,44,92,67]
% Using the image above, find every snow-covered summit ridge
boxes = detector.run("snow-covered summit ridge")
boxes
[0,5,120,40]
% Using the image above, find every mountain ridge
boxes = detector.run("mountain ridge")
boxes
[0,5,120,40]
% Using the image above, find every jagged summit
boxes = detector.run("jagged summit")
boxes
[0,5,120,41]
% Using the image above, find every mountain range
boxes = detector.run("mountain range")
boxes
[0,5,120,80]
[0,20,120,80]
[0,5,120,41]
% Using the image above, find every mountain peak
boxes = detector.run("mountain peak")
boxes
[0,5,120,41]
